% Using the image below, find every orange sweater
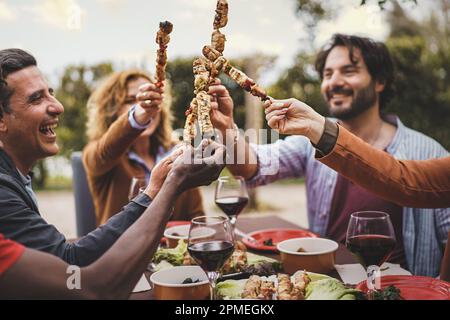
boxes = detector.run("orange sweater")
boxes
[83,113,204,226]
[319,125,450,208]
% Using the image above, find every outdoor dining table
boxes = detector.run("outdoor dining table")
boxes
[129,215,357,300]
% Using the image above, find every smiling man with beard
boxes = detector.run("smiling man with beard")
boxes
[317,36,397,151]
[208,34,449,277]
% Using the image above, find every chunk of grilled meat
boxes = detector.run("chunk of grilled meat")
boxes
[196,91,214,138]
[211,29,226,54]
[213,0,229,29]
[242,275,262,299]
[155,21,173,85]
[258,281,276,300]
[203,45,222,62]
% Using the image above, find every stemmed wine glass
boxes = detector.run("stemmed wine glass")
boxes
[188,216,234,300]
[346,211,396,300]
[128,177,147,200]
[215,176,249,234]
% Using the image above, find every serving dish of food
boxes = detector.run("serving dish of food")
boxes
[242,229,318,252]
[150,266,210,300]
[216,271,362,300]
[216,271,406,300]
[152,239,282,276]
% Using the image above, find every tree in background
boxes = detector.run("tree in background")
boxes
[56,63,113,158]
[385,1,450,149]
[165,58,195,130]
[269,53,324,118]
[294,0,418,38]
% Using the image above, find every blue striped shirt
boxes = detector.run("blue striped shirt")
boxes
[248,116,450,277]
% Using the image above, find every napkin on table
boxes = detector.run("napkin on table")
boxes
[132,274,152,293]
[334,263,412,285]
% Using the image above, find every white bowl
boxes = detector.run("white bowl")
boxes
[163,225,216,248]
[164,225,190,248]
[277,237,339,274]
[150,266,210,300]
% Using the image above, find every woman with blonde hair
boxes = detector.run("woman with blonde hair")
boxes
[83,70,204,225]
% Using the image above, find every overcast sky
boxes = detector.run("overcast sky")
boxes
[1,0,421,86]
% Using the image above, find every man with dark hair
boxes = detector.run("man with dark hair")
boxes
[0,49,38,118]
[0,48,222,268]
[315,34,395,113]
[208,34,449,277]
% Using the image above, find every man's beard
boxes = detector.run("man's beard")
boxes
[326,81,377,120]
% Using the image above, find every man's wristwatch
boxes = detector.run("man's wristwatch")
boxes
[313,118,339,157]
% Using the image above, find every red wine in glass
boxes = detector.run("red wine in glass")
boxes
[215,197,249,218]
[188,240,234,272]
[188,216,234,300]
[215,176,249,227]
[346,211,396,300]
[346,234,396,268]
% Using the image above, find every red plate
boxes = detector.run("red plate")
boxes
[166,221,190,229]
[242,228,318,252]
[161,221,191,245]
[356,275,450,300]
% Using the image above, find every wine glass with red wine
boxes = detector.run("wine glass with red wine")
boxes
[215,176,249,230]
[188,216,234,300]
[346,211,396,300]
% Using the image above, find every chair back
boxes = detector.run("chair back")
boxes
[71,152,97,237]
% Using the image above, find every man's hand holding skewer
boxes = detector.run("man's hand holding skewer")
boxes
[264,98,326,145]
[208,80,235,136]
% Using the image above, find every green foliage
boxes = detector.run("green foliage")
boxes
[384,4,450,149]
[360,0,417,9]
[35,175,73,191]
[31,160,47,189]
[269,53,324,113]
[373,285,403,300]
[294,0,418,15]
[268,53,325,140]
[295,0,331,30]
[165,58,195,130]
[293,0,419,41]
[55,63,113,158]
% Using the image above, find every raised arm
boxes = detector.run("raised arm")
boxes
[0,142,225,299]
[82,113,144,176]
[264,98,450,208]
[319,125,450,208]
[208,82,258,179]
[83,83,164,177]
